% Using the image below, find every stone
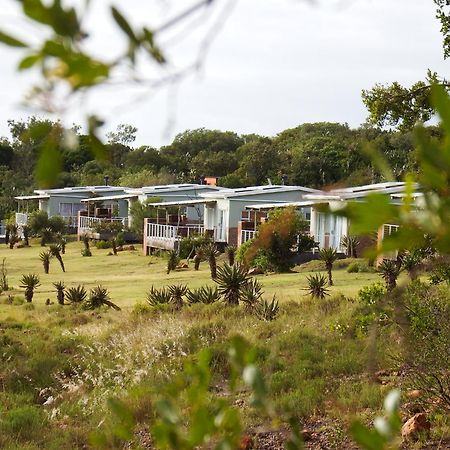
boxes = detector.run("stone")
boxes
[248,267,264,275]
[401,413,430,439]
[406,389,422,399]
[301,429,312,441]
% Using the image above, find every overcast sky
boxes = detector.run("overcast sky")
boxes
[0,0,448,147]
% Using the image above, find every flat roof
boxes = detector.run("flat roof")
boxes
[34,185,128,195]
[201,184,322,199]
[245,200,321,210]
[147,199,217,207]
[81,194,139,202]
[127,184,225,195]
[15,194,50,201]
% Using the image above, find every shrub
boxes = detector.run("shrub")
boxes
[0,405,47,441]
[186,286,220,305]
[146,286,172,306]
[377,259,401,291]
[358,282,386,306]
[178,234,212,259]
[28,210,49,235]
[95,240,112,249]
[168,284,188,309]
[255,296,279,321]
[91,220,124,234]
[305,273,329,299]
[84,286,121,310]
[240,278,263,311]
[429,261,450,285]
[66,285,87,303]
[48,215,67,234]
[166,250,180,274]
[347,262,360,273]
[215,263,250,306]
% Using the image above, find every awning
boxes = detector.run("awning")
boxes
[147,199,217,208]
[81,194,139,202]
[15,195,50,201]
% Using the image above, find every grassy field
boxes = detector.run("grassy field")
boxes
[0,238,381,310]
[0,240,447,449]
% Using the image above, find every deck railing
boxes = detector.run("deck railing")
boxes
[146,223,204,242]
[79,216,129,234]
[15,212,28,226]
[241,229,257,244]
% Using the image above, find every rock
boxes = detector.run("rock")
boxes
[248,267,264,275]
[177,262,189,269]
[406,389,422,399]
[301,429,312,441]
[401,413,430,439]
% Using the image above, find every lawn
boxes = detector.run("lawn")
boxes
[0,238,381,310]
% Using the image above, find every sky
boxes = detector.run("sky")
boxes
[0,0,448,147]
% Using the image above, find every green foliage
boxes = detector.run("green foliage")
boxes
[201,242,218,279]
[377,259,401,291]
[243,208,309,272]
[178,233,211,260]
[95,240,113,249]
[429,259,450,285]
[225,245,236,266]
[91,220,124,234]
[39,249,52,274]
[403,281,450,410]
[129,197,161,239]
[65,285,87,303]
[215,263,250,306]
[19,273,40,302]
[166,250,180,274]
[358,282,387,306]
[146,286,172,306]
[350,390,401,450]
[305,273,329,299]
[49,243,65,272]
[84,285,121,310]
[186,286,220,305]
[53,281,65,305]
[255,296,279,321]
[319,247,338,286]
[341,235,359,258]
[167,284,188,309]
[240,278,264,311]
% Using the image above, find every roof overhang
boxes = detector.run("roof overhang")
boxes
[245,200,321,210]
[147,199,217,208]
[81,194,139,202]
[15,195,50,201]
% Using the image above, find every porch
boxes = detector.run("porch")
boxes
[144,221,205,252]
[78,215,129,238]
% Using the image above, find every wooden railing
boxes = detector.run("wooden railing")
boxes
[241,229,256,244]
[15,212,28,226]
[146,223,204,242]
[79,216,129,234]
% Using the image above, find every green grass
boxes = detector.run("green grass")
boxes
[0,239,381,312]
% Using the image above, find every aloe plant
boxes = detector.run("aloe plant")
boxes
[168,284,188,309]
[225,245,236,266]
[81,234,92,257]
[167,250,180,274]
[49,244,65,272]
[193,246,204,271]
[240,278,263,311]
[84,286,121,310]
[146,286,172,306]
[215,263,249,306]
[186,286,220,305]
[39,250,52,274]
[341,235,359,258]
[202,243,219,279]
[22,225,30,247]
[305,273,329,299]
[377,259,401,291]
[19,274,40,303]
[319,247,338,286]
[40,227,54,247]
[255,296,279,321]
[66,285,87,303]
[53,281,66,305]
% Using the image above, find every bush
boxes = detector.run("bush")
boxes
[178,234,212,259]
[347,262,360,273]
[357,282,387,306]
[0,405,47,441]
[48,215,67,234]
[95,240,112,249]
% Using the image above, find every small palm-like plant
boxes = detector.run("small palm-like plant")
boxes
[66,285,87,303]
[225,245,236,266]
[81,234,92,257]
[202,243,219,279]
[377,259,401,291]
[400,251,422,280]
[319,248,338,286]
[167,250,180,274]
[9,225,19,249]
[146,286,172,306]
[193,246,204,271]
[168,284,188,309]
[39,250,52,274]
[20,274,40,303]
[111,238,118,255]
[22,225,30,247]
[305,273,329,299]
[41,227,54,246]
[53,281,65,305]
[85,285,121,310]
[186,286,220,305]
[215,263,249,306]
[240,278,264,311]
[56,233,66,254]
[341,235,359,258]
[49,244,65,272]
[255,296,279,321]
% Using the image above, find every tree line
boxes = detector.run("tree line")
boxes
[0,117,442,219]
